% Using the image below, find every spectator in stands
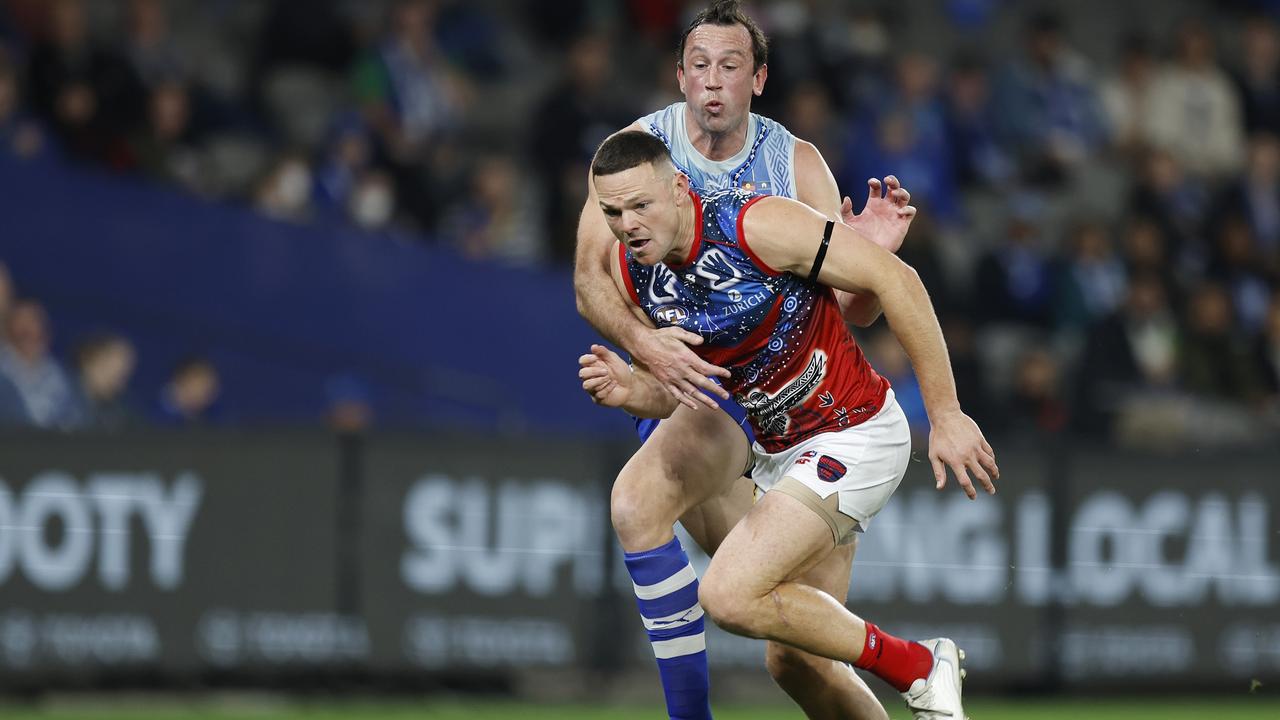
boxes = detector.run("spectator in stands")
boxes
[1207,214,1273,334]
[353,0,469,232]
[355,0,463,154]
[994,10,1104,185]
[68,332,139,430]
[123,0,185,89]
[842,52,959,223]
[0,45,46,158]
[1215,132,1280,264]
[255,153,313,222]
[1055,221,1128,332]
[1145,21,1245,180]
[974,195,1056,329]
[131,79,205,193]
[1233,15,1280,136]
[0,299,78,429]
[1180,281,1264,404]
[24,0,143,166]
[1128,148,1211,273]
[944,52,1014,189]
[443,154,544,265]
[347,168,398,232]
[314,113,375,216]
[1074,272,1181,436]
[832,7,894,111]
[154,356,221,425]
[1099,33,1158,159]
[1007,348,1069,438]
[529,30,633,262]
[1119,215,1181,305]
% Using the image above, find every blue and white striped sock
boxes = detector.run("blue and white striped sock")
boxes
[624,535,712,720]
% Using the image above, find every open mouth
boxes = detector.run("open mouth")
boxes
[628,238,650,251]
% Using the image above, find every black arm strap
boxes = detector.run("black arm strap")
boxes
[807,221,834,283]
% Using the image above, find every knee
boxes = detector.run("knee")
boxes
[764,641,833,688]
[610,467,674,549]
[697,567,757,637]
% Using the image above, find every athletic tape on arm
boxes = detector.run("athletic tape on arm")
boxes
[807,221,834,283]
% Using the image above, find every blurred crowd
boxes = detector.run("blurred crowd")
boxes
[1,0,1279,446]
[0,261,224,430]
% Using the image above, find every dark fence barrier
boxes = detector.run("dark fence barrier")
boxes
[1,431,1277,692]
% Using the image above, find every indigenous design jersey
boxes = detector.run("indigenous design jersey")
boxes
[617,188,889,453]
[637,102,797,198]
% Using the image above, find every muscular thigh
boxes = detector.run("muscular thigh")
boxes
[795,539,855,603]
[679,474,754,556]
[620,402,751,517]
[707,489,836,597]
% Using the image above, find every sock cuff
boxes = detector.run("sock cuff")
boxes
[622,534,684,562]
[623,535,691,589]
[854,621,884,670]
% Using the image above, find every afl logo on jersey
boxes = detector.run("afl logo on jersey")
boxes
[652,305,689,325]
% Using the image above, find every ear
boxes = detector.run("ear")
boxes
[753,63,768,97]
[676,62,687,96]
[674,170,690,197]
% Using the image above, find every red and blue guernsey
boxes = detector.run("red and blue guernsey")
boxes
[618,187,890,453]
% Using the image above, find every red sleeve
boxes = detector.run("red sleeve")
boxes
[735,195,783,276]
[616,242,642,305]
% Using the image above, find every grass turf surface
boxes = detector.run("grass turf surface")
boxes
[2,698,1279,719]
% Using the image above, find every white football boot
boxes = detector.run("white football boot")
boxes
[900,638,967,719]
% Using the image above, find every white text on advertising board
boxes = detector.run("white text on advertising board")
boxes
[0,472,203,591]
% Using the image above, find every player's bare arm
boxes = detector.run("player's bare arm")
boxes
[578,344,678,419]
[741,196,999,499]
[573,125,731,410]
[793,141,915,326]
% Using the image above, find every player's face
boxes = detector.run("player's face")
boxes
[677,23,766,136]
[595,162,685,266]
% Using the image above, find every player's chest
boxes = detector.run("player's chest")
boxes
[633,251,786,347]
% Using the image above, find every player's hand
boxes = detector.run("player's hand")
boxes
[927,409,998,500]
[632,326,731,411]
[579,345,634,408]
[845,175,916,254]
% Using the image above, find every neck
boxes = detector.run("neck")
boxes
[684,108,749,162]
[665,196,698,265]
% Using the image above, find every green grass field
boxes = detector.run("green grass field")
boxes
[3,698,1279,720]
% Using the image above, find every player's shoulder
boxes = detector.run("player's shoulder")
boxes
[702,186,757,210]
[752,110,793,144]
[752,111,796,139]
[635,102,685,136]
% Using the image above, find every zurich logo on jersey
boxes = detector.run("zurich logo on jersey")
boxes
[652,305,689,325]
